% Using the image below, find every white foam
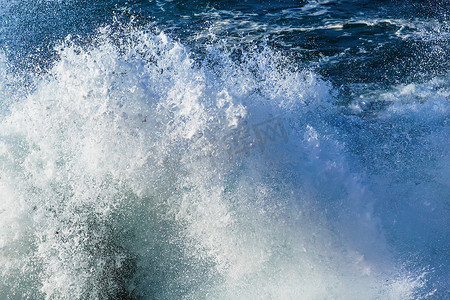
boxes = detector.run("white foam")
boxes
[0,26,429,299]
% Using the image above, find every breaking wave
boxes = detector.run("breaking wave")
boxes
[0,24,447,299]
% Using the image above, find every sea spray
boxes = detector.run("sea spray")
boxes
[0,25,431,299]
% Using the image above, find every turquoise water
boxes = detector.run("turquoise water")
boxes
[0,1,448,299]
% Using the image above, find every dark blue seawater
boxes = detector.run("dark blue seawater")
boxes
[0,1,448,299]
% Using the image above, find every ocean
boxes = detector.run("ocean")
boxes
[0,0,448,299]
